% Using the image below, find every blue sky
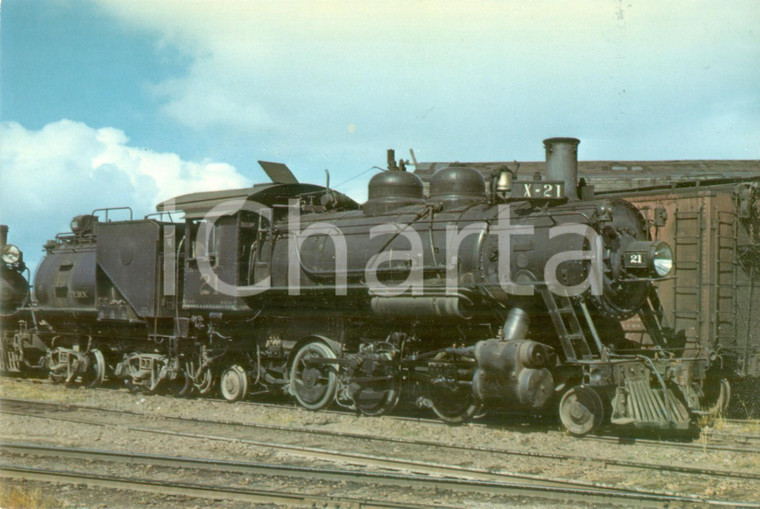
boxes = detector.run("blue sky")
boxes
[1,0,759,268]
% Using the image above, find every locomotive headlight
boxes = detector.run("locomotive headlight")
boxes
[651,242,673,277]
[2,244,22,265]
[623,240,673,278]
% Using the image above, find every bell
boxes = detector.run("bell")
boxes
[496,169,512,193]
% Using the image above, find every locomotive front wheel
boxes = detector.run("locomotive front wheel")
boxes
[220,364,248,402]
[290,342,338,411]
[82,349,106,388]
[559,386,604,436]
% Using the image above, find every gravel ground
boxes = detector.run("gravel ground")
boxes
[0,377,758,508]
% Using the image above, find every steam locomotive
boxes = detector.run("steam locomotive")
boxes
[0,138,721,434]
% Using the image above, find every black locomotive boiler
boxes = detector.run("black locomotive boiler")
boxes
[1,138,721,434]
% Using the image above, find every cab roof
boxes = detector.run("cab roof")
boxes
[156,182,359,219]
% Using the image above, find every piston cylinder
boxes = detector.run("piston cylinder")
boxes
[472,338,555,408]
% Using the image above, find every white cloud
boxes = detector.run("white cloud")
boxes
[0,119,249,267]
[88,0,759,164]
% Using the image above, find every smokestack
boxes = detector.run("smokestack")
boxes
[543,137,580,201]
[0,225,7,250]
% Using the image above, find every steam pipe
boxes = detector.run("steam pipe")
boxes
[503,307,529,341]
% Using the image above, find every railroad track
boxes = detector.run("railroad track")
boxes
[0,445,447,509]
[4,390,760,457]
[583,431,760,454]
[237,398,760,454]
[2,396,760,486]
[704,430,760,444]
[236,397,760,454]
[7,377,760,434]
[723,417,760,425]
[2,442,757,508]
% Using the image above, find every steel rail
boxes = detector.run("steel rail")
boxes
[583,432,760,454]
[9,377,760,439]
[703,430,760,442]
[2,443,756,508]
[3,396,760,482]
[242,399,760,455]
[723,418,760,425]
[0,464,447,509]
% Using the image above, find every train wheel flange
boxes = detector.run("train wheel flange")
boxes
[194,367,215,396]
[429,384,481,424]
[559,385,605,436]
[353,378,401,417]
[290,342,338,411]
[161,367,187,397]
[183,357,215,397]
[82,349,106,388]
[352,343,401,417]
[220,364,248,402]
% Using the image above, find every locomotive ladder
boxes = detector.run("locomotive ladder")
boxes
[538,286,596,362]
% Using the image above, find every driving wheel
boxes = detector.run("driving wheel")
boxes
[429,382,481,424]
[290,341,338,410]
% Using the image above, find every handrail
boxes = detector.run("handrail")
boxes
[91,207,133,222]
[144,211,182,223]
